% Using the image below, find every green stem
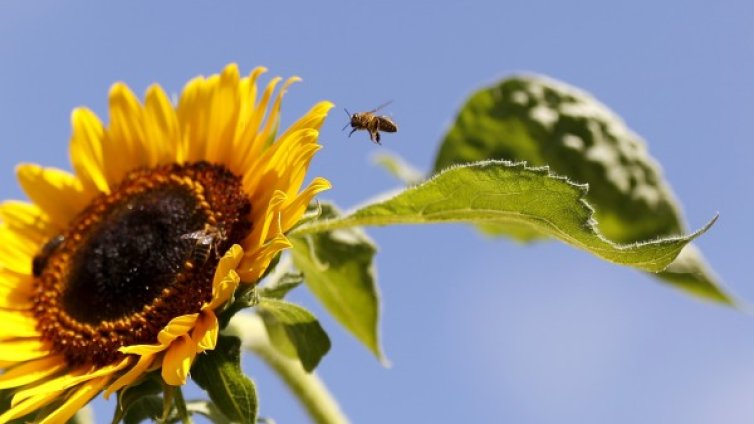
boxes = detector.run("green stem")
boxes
[173,386,193,424]
[228,314,349,424]
[163,384,193,424]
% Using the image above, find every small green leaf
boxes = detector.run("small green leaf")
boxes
[110,376,162,424]
[431,75,732,304]
[122,396,162,424]
[372,151,423,185]
[289,203,385,362]
[259,270,304,299]
[256,298,332,372]
[184,401,232,424]
[218,285,259,329]
[192,335,258,424]
[292,161,715,273]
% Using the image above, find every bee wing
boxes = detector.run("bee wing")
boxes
[180,230,206,240]
[369,100,394,113]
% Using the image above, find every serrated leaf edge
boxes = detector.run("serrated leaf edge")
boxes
[292,159,717,272]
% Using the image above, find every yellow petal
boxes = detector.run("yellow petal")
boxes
[0,290,33,311]
[38,375,109,424]
[178,76,212,163]
[245,189,288,250]
[213,244,243,287]
[0,388,62,424]
[280,177,332,232]
[103,354,154,399]
[230,67,268,165]
[0,268,34,297]
[69,108,109,193]
[0,310,40,340]
[117,343,165,356]
[205,64,241,164]
[0,227,35,274]
[12,358,127,406]
[161,335,196,386]
[15,164,90,229]
[0,201,54,244]
[144,84,180,165]
[242,128,319,197]
[238,234,292,283]
[156,313,199,346]
[246,76,282,148]
[0,355,66,390]
[192,310,218,351]
[206,269,239,311]
[119,313,199,355]
[105,82,147,180]
[278,100,334,138]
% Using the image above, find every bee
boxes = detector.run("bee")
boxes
[343,101,398,144]
[32,235,65,277]
[180,225,226,268]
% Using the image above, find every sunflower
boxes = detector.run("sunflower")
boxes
[0,64,332,423]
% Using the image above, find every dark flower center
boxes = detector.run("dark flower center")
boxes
[32,162,252,366]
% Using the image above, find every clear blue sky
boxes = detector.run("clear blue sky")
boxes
[1,1,753,423]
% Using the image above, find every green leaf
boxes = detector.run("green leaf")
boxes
[372,150,423,185]
[289,203,385,362]
[432,75,732,304]
[111,377,162,424]
[192,335,258,424]
[256,298,332,372]
[291,161,716,273]
[655,245,731,304]
[185,401,233,424]
[122,396,162,424]
[259,268,304,300]
[434,75,687,243]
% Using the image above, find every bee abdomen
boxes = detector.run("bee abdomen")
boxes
[377,117,398,132]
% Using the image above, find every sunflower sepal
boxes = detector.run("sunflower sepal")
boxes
[257,271,304,300]
[110,376,161,424]
[192,335,258,424]
[216,284,260,330]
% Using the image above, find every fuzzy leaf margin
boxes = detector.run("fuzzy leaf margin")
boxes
[292,161,718,277]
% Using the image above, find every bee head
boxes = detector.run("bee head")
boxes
[342,109,357,130]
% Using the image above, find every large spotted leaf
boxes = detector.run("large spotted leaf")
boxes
[431,75,732,304]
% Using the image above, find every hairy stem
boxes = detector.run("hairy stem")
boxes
[227,313,349,424]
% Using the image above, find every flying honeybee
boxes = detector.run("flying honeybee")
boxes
[343,101,398,144]
[180,225,226,267]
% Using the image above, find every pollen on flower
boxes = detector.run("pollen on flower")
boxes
[32,162,252,366]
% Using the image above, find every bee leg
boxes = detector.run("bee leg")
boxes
[372,131,381,145]
[348,128,357,138]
